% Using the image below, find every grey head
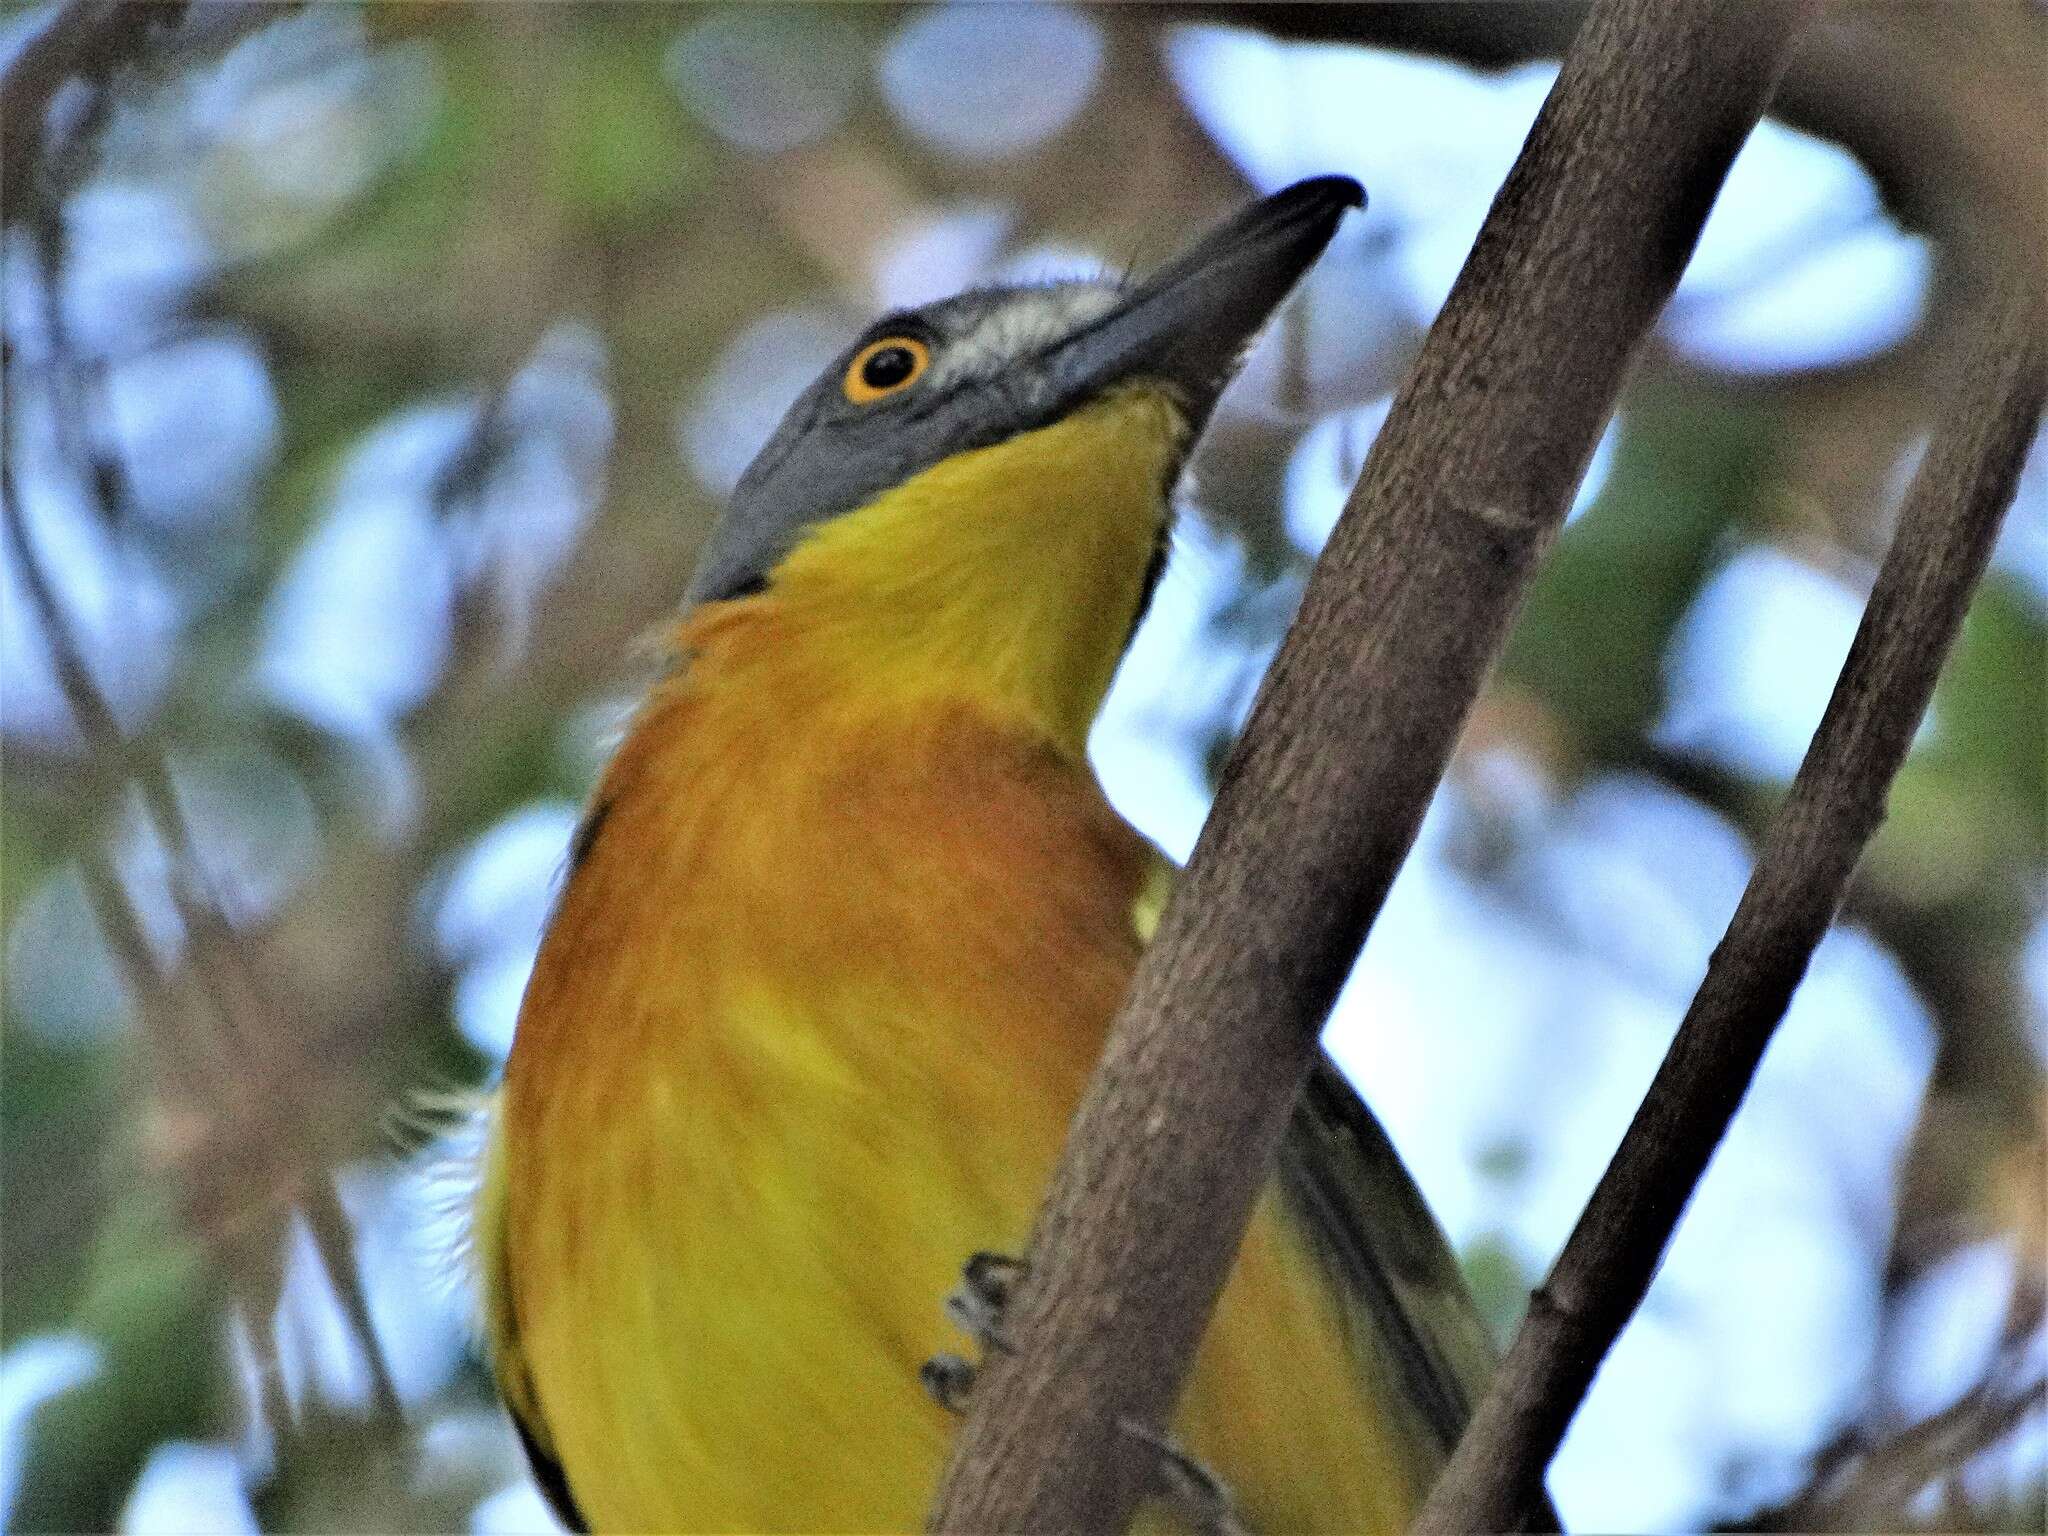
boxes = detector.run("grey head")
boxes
[685,176,1366,606]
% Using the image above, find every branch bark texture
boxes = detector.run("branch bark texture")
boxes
[929,1,1815,1530]
[1413,282,2048,1534]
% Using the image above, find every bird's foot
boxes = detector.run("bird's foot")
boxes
[920,1352,978,1414]
[944,1250,1025,1354]
[1119,1419,1253,1536]
[922,1250,1028,1415]
[919,1259,1248,1536]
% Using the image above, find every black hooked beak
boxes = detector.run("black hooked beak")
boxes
[1045,174,1365,433]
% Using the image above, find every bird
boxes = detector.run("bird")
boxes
[469,175,1526,1534]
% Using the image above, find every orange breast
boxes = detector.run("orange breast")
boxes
[496,605,1412,1532]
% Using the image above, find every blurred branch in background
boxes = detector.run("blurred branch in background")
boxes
[1,1,183,203]
[1,3,2041,1532]
[4,6,403,1528]
[1191,0,2045,286]
[1749,1320,2044,1533]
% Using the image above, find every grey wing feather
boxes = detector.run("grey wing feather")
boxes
[1277,1052,1562,1532]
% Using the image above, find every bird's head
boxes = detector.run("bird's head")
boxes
[684,175,1365,752]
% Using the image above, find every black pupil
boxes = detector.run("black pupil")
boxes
[861,345,917,391]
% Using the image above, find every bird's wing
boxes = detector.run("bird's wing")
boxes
[1133,848,1494,1451]
[1276,1054,1561,1531]
[472,1100,589,1533]
[508,1410,584,1534]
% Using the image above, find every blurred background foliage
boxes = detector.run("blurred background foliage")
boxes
[0,3,2042,1532]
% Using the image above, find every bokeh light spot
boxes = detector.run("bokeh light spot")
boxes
[6,865,134,1047]
[1660,545,1872,781]
[880,5,1103,162]
[666,9,860,154]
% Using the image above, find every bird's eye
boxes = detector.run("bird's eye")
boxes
[844,336,931,404]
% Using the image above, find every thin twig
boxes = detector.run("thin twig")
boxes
[1747,1345,2045,1531]
[2,442,407,1431]
[0,0,181,214]
[927,2,1815,1530]
[2,32,405,1429]
[1413,280,2047,1533]
[1,1,291,221]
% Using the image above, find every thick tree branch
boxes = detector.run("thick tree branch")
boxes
[1413,280,2047,1533]
[928,2,1815,1530]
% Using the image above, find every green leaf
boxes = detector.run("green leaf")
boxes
[1503,385,1779,765]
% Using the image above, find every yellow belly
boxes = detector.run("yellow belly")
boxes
[509,996,1412,1534]
[496,673,1415,1532]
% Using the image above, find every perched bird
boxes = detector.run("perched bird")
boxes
[474,176,1517,1534]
